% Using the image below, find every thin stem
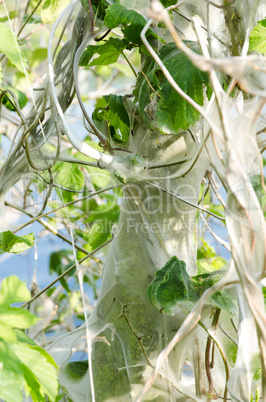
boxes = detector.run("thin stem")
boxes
[218,324,238,346]
[21,23,45,40]
[199,312,229,401]
[35,171,94,194]
[208,171,226,209]
[147,181,226,222]
[22,237,113,307]
[205,334,214,400]
[17,0,43,37]
[47,1,112,162]
[257,126,266,135]
[122,305,154,368]
[202,0,236,9]
[95,29,111,42]
[72,27,108,145]
[35,168,53,216]
[139,68,161,97]
[87,0,94,33]
[6,183,124,232]
[5,201,92,257]
[200,213,230,251]
[204,309,221,400]
[121,52,137,78]
[148,156,191,170]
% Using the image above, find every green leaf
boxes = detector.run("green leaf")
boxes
[0,11,17,23]
[1,87,28,111]
[0,64,2,84]
[104,5,156,45]
[255,385,260,402]
[85,222,111,251]
[0,275,31,306]
[147,257,236,316]
[0,296,58,402]
[22,363,44,402]
[135,41,210,133]
[89,44,121,66]
[249,18,266,54]
[14,330,58,369]
[0,339,23,377]
[0,231,34,254]
[41,0,71,23]
[0,340,24,402]
[157,42,209,133]
[56,162,85,190]
[11,342,58,401]
[0,23,28,73]
[196,240,226,274]
[253,367,262,381]
[191,270,237,315]
[146,256,195,315]
[133,56,157,128]
[0,307,39,329]
[49,249,73,292]
[80,38,129,67]
[79,45,99,67]
[85,202,120,223]
[0,321,17,343]
[22,14,42,24]
[93,94,130,143]
[105,94,130,142]
[0,369,23,402]
[104,5,146,30]
[197,239,216,260]
[80,0,109,19]
[227,344,237,364]
[160,0,179,6]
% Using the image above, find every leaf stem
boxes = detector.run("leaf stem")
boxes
[95,29,111,42]
[121,51,137,78]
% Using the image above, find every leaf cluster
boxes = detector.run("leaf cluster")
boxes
[147,256,236,316]
[79,4,157,69]
[0,276,58,402]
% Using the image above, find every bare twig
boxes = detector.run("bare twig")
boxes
[7,182,123,233]
[22,237,113,307]
[17,0,43,36]
[122,304,154,368]
[5,201,95,258]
